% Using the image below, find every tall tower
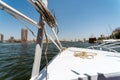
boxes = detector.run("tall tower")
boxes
[21,28,28,43]
[0,34,4,42]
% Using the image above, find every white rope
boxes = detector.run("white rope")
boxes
[10,14,37,38]
[44,27,62,51]
[43,26,62,80]
[51,28,63,49]
[43,26,49,80]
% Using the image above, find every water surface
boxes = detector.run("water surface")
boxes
[0,42,119,80]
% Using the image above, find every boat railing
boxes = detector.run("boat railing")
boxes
[87,41,120,53]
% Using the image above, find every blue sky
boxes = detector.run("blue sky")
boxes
[0,0,120,41]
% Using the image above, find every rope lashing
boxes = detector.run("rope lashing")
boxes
[29,0,57,28]
[74,51,97,59]
[29,0,63,51]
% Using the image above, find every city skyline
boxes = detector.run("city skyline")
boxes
[0,28,32,42]
[1,0,120,41]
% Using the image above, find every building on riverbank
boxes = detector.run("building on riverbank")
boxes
[0,34,4,42]
[21,28,28,43]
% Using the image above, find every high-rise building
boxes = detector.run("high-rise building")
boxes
[21,28,28,43]
[0,34,4,42]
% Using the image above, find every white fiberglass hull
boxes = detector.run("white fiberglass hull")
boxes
[38,47,120,80]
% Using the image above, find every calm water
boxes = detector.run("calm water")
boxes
[0,42,119,80]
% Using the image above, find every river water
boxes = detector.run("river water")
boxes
[0,42,119,80]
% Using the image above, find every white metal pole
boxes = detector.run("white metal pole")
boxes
[30,17,44,80]
[0,0,40,29]
[30,0,48,80]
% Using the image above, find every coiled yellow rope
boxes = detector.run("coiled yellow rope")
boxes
[74,51,97,59]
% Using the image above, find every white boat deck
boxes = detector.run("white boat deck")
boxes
[38,47,120,80]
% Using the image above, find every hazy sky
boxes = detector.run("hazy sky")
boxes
[0,0,120,40]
